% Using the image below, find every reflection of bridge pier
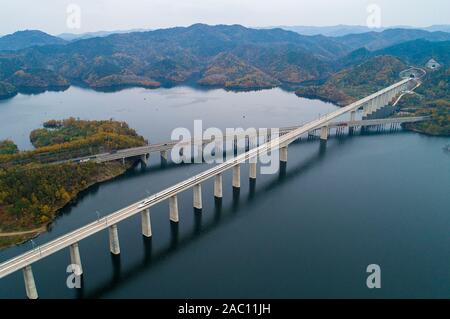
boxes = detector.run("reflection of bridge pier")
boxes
[1,78,425,298]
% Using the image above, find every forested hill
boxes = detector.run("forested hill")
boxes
[0,119,147,249]
[1,24,448,97]
[0,30,67,51]
[0,24,349,94]
[295,56,407,106]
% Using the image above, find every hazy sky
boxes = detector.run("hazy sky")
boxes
[0,0,448,35]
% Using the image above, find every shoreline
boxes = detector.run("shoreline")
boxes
[0,161,133,250]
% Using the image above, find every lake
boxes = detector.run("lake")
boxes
[0,86,449,298]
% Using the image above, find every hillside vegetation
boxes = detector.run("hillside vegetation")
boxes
[198,52,280,89]
[0,119,146,249]
[0,81,17,99]
[399,67,450,136]
[295,56,407,105]
[0,24,352,97]
[0,118,146,166]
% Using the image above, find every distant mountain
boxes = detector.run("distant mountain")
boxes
[334,28,450,51]
[375,39,450,66]
[0,24,351,97]
[0,24,449,99]
[420,25,450,33]
[274,25,450,37]
[58,29,150,41]
[0,30,67,51]
[272,25,385,37]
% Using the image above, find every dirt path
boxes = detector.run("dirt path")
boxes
[0,227,45,237]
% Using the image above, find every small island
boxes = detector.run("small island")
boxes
[0,118,147,249]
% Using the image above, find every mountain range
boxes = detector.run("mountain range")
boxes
[0,24,448,99]
[270,25,450,37]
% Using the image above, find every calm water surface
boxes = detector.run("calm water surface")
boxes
[0,86,449,298]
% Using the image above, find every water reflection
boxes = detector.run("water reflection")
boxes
[111,254,122,283]
[248,178,256,200]
[169,222,179,250]
[232,187,240,211]
[81,138,343,298]
[214,197,223,222]
[142,237,153,264]
[193,210,202,235]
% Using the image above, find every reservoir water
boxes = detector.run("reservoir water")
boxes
[0,86,449,298]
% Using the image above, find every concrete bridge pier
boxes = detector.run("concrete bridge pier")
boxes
[169,195,179,222]
[23,265,38,299]
[214,173,223,198]
[320,126,329,141]
[141,209,152,237]
[69,243,83,275]
[349,111,356,134]
[109,224,121,255]
[363,102,370,117]
[249,162,257,180]
[232,165,241,189]
[141,154,149,167]
[372,98,379,114]
[161,150,168,162]
[382,94,387,107]
[193,184,202,210]
[280,146,288,163]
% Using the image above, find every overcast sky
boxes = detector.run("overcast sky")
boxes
[0,0,448,35]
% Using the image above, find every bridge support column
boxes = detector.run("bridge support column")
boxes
[378,96,383,109]
[23,265,38,300]
[161,150,168,162]
[280,146,288,163]
[141,209,152,237]
[320,127,328,141]
[249,162,257,180]
[371,98,378,113]
[69,243,83,276]
[169,195,179,222]
[193,184,202,210]
[214,173,223,198]
[141,154,149,167]
[232,165,241,188]
[363,103,369,117]
[109,224,121,255]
